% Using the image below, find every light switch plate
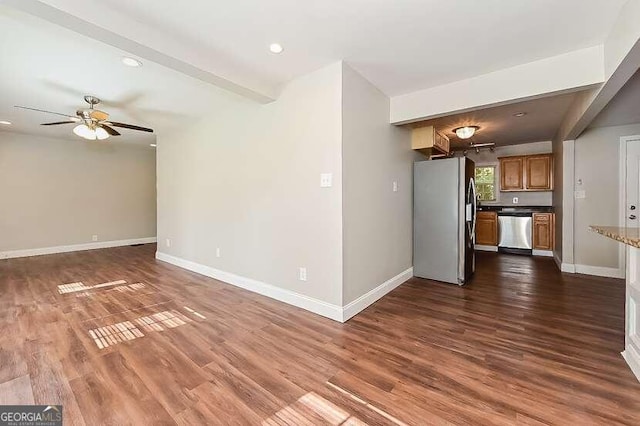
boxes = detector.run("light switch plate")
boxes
[393,181,398,192]
[575,190,586,199]
[320,173,332,188]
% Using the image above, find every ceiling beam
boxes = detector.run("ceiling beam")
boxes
[1,0,278,103]
[555,0,640,141]
[389,46,605,125]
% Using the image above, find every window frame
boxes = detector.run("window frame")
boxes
[474,163,499,203]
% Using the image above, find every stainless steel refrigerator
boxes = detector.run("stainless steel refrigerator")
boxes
[414,157,477,285]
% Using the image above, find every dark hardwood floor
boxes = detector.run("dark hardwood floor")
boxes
[1,245,639,425]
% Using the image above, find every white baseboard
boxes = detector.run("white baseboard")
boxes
[341,267,414,322]
[561,263,576,273]
[155,251,413,323]
[0,237,157,260]
[574,264,625,279]
[553,252,562,270]
[532,249,553,257]
[475,245,498,252]
[622,345,640,383]
[156,251,344,322]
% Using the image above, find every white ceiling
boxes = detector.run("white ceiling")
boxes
[0,6,235,145]
[411,92,579,148]
[83,0,625,97]
[589,68,640,129]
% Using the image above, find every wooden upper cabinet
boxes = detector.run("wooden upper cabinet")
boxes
[526,154,553,191]
[499,156,524,191]
[533,213,554,250]
[476,211,498,246]
[499,153,553,192]
[411,126,450,156]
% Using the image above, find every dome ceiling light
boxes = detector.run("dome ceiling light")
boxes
[453,126,480,140]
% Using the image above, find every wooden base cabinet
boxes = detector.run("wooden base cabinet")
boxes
[476,211,498,246]
[533,213,554,250]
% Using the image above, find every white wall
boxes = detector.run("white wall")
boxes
[157,63,344,306]
[341,63,415,305]
[465,141,553,206]
[573,123,640,269]
[0,131,156,252]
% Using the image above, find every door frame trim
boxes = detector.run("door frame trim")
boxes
[619,135,640,277]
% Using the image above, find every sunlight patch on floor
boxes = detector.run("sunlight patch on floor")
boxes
[89,321,144,349]
[135,310,192,332]
[262,391,368,426]
[183,306,207,319]
[89,309,194,349]
[58,279,126,294]
[326,382,408,426]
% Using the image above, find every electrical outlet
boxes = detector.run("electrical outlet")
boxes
[320,173,332,188]
[393,181,398,192]
[166,238,171,248]
[92,235,98,242]
[216,247,221,258]
[298,267,307,281]
[512,197,519,204]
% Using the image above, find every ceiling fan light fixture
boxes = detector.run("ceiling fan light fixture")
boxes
[73,124,96,140]
[454,126,479,140]
[95,127,110,140]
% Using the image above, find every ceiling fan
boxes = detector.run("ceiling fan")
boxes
[15,95,154,140]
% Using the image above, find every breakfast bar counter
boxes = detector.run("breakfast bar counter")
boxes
[590,225,640,382]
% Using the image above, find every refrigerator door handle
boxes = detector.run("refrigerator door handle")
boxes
[466,177,477,241]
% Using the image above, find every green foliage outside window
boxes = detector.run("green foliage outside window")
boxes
[475,166,496,201]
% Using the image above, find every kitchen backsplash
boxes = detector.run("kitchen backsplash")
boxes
[481,190,552,206]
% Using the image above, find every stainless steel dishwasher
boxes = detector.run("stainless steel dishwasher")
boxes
[498,211,532,255]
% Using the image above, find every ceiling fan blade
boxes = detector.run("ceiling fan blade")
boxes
[108,121,154,133]
[41,121,77,126]
[100,124,120,136]
[15,105,76,119]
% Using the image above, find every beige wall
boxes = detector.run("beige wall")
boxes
[157,63,344,306]
[573,123,640,269]
[341,63,415,305]
[0,131,156,252]
[466,141,553,206]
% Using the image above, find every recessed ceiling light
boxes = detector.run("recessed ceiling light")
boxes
[0,120,11,125]
[150,143,157,147]
[269,43,284,54]
[514,112,527,117]
[122,57,143,67]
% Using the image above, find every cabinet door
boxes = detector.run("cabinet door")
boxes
[436,132,450,153]
[533,213,553,250]
[526,155,553,190]
[500,157,524,191]
[476,212,498,246]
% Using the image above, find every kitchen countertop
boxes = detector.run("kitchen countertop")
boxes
[477,205,554,213]
[589,225,640,248]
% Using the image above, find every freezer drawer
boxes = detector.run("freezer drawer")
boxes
[498,215,532,249]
